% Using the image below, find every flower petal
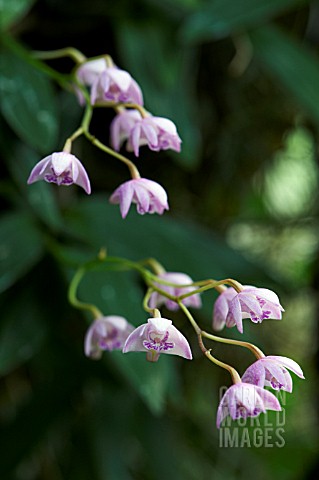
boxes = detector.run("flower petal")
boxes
[256,386,282,411]
[241,362,266,387]
[107,67,132,91]
[122,323,148,353]
[226,296,243,332]
[267,356,304,378]
[134,182,151,214]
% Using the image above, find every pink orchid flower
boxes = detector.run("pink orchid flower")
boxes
[27,152,91,194]
[123,317,192,363]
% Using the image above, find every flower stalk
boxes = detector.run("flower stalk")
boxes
[68,267,103,319]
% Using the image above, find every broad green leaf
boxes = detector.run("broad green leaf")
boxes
[0,211,44,292]
[0,52,58,153]
[65,195,269,284]
[86,386,133,480]
[110,351,179,415]
[249,25,319,126]
[180,0,308,43]
[0,288,48,376]
[0,355,86,476]
[0,0,36,30]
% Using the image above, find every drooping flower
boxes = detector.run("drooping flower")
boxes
[149,272,202,311]
[109,178,169,218]
[123,317,192,362]
[213,287,237,331]
[76,58,143,106]
[27,152,91,194]
[110,110,182,156]
[85,315,135,360]
[241,355,305,392]
[217,382,281,428]
[212,286,284,334]
[110,109,141,151]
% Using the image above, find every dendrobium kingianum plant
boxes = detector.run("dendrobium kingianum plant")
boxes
[26,47,304,430]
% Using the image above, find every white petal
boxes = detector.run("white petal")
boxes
[267,356,305,378]
[123,323,147,353]
[27,155,52,183]
[152,116,178,134]
[51,152,72,176]
[107,68,132,91]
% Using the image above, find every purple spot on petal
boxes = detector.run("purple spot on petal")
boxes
[44,168,74,187]
[143,329,175,352]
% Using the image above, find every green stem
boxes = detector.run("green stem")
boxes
[177,300,201,335]
[94,102,147,118]
[68,268,103,319]
[205,350,241,384]
[81,103,94,131]
[143,287,156,314]
[63,127,84,152]
[80,104,141,179]
[179,302,241,383]
[86,132,140,179]
[177,302,256,383]
[77,256,151,282]
[1,34,72,88]
[32,47,87,64]
[176,278,243,302]
[138,258,166,275]
[119,103,148,118]
[143,275,242,297]
[201,331,265,359]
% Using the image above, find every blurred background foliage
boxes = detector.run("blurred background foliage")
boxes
[0,0,319,478]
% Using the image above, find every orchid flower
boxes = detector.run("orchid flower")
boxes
[27,151,91,194]
[123,317,192,362]
[109,178,169,218]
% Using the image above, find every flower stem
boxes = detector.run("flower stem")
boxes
[168,277,242,303]
[139,258,166,275]
[201,331,265,359]
[180,306,241,383]
[68,267,103,319]
[119,103,148,118]
[205,349,241,384]
[177,302,256,383]
[143,287,155,314]
[32,47,87,64]
[80,104,141,179]
[177,300,201,335]
[1,33,71,87]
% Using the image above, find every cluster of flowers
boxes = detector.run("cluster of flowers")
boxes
[26,49,304,429]
[83,271,304,428]
[27,56,182,218]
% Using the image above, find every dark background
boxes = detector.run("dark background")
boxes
[0,0,318,478]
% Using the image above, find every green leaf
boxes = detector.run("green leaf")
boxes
[249,25,319,126]
[180,0,308,43]
[0,211,44,292]
[110,351,179,415]
[65,195,268,283]
[0,288,48,376]
[0,355,85,476]
[0,52,59,152]
[0,0,36,30]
